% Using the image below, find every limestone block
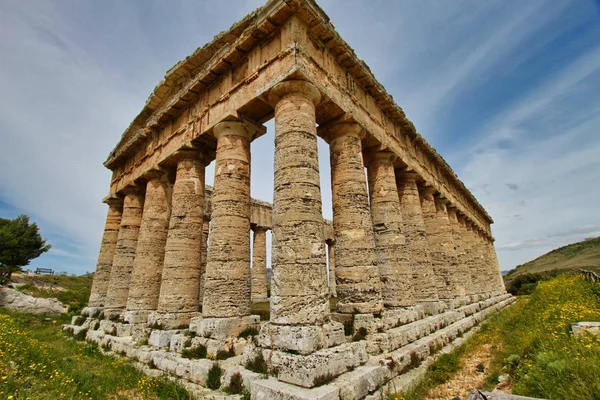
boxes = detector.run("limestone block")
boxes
[332,365,390,400]
[258,322,345,355]
[99,320,118,335]
[149,330,180,348]
[251,377,339,400]
[123,310,150,324]
[198,315,260,340]
[222,366,263,395]
[170,333,193,353]
[263,341,367,388]
[0,288,67,315]
[148,310,201,330]
[188,359,214,386]
[116,323,132,337]
[81,306,103,318]
[190,336,231,358]
[150,350,180,375]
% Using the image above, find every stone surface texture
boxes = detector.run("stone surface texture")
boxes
[326,120,382,314]
[251,227,268,302]
[0,287,67,314]
[365,150,414,307]
[157,151,206,316]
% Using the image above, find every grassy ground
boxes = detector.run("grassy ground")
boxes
[0,310,190,400]
[13,274,93,313]
[392,275,600,400]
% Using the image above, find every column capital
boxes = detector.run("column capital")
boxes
[140,166,168,182]
[395,170,421,182]
[213,119,265,141]
[251,225,269,233]
[446,205,458,218]
[170,149,210,165]
[121,184,144,197]
[363,149,397,165]
[434,195,450,206]
[319,119,365,142]
[420,186,437,198]
[103,193,123,208]
[268,79,321,107]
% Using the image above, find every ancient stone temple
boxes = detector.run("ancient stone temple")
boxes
[68,1,514,398]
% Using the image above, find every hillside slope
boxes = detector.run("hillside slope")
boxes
[506,236,600,281]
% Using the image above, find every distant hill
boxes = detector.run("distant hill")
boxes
[505,236,600,282]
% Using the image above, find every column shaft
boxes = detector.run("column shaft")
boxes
[447,209,471,298]
[396,172,438,301]
[488,239,506,293]
[198,218,210,304]
[269,80,329,325]
[202,121,254,318]
[327,121,382,314]
[88,197,123,307]
[104,187,145,310]
[365,151,414,307]
[251,228,268,302]
[126,173,171,312]
[465,223,485,295]
[156,152,205,318]
[327,242,337,297]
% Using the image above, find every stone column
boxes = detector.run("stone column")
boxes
[152,150,206,329]
[396,172,438,303]
[87,195,123,311]
[325,120,382,314]
[365,150,414,307]
[476,230,495,296]
[465,221,485,297]
[327,241,337,297]
[487,238,506,294]
[104,186,145,314]
[200,120,261,338]
[124,170,172,323]
[456,214,477,299]
[251,227,268,303]
[259,80,343,355]
[447,207,471,300]
[198,218,210,304]
[420,188,461,301]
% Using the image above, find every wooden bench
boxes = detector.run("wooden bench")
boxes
[34,268,54,275]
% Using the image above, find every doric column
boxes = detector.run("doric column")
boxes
[124,170,171,323]
[476,230,495,296]
[251,227,268,302]
[365,150,414,307]
[258,80,343,355]
[456,213,477,298]
[153,150,206,328]
[487,238,506,294]
[465,221,485,296]
[198,218,210,304]
[327,240,337,297]
[87,195,123,309]
[200,119,261,338]
[396,172,438,302]
[325,120,382,314]
[447,207,471,299]
[420,188,461,301]
[104,186,145,312]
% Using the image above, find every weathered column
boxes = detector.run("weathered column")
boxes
[198,218,210,304]
[396,171,438,303]
[465,221,486,298]
[124,170,171,323]
[325,120,382,314]
[327,240,337,297]
[365,150,414,307]
[152,150,206,329]
[259,80,343,355]
[476,230,495,296]
[86,194,123,311]
[447,207,472,300]
[420,188,461,302]
[104,186,145,314]
[251,227,268,303]
[200,120,261,338]
[456,213,477,299]
[487,238,506,294]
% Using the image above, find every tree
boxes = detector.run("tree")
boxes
[0,215,51,284]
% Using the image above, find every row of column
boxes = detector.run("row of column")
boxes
[89,79,505,345]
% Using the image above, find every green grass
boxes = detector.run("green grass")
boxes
[15,274,93,313]
[0,309,190,399]
[391,275,600,400]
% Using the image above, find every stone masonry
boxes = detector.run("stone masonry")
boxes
[80,1,509,397]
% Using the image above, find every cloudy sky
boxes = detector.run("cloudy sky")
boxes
[1,0,599,275]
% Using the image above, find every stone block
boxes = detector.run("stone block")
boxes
[190,336,230,358]
[123,310,150,324]
[264,342,368,388]
[188,359,214,386]
[147,311,201,330]
[81,306,103,318]
[116,323,132,337]
[331,365,390,400]
[170,333,193,353]
[198,315,260,339]
[99,320,118,335]
[148,330,180,348]
[258,322,345,354]
[251,377,339,400]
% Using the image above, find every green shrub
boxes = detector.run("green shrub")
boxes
[207,363,223,390]
[352,327,367,342]
[244,351,268,374]
[181,345,207,359]
[226,372,244,394]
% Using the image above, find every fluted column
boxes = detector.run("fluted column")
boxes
[396,172,438,302]
[258,80,344,355]
[153,150,206,328]
[487,238,506,294]
[327,241,337,297]
[465,221,485,297]
[251,227,268,302]
[447,207,471,299]
[104,186,145,313]
[476,230,495,296]
[200,119,261,338]
[87,195,123,309]
[365,150,414,307]
[325,120,382,314]
[125,170,171,322]
[198,218,210,304]
[457,214,477,298]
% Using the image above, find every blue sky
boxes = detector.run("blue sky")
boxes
[1,0,599,275]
